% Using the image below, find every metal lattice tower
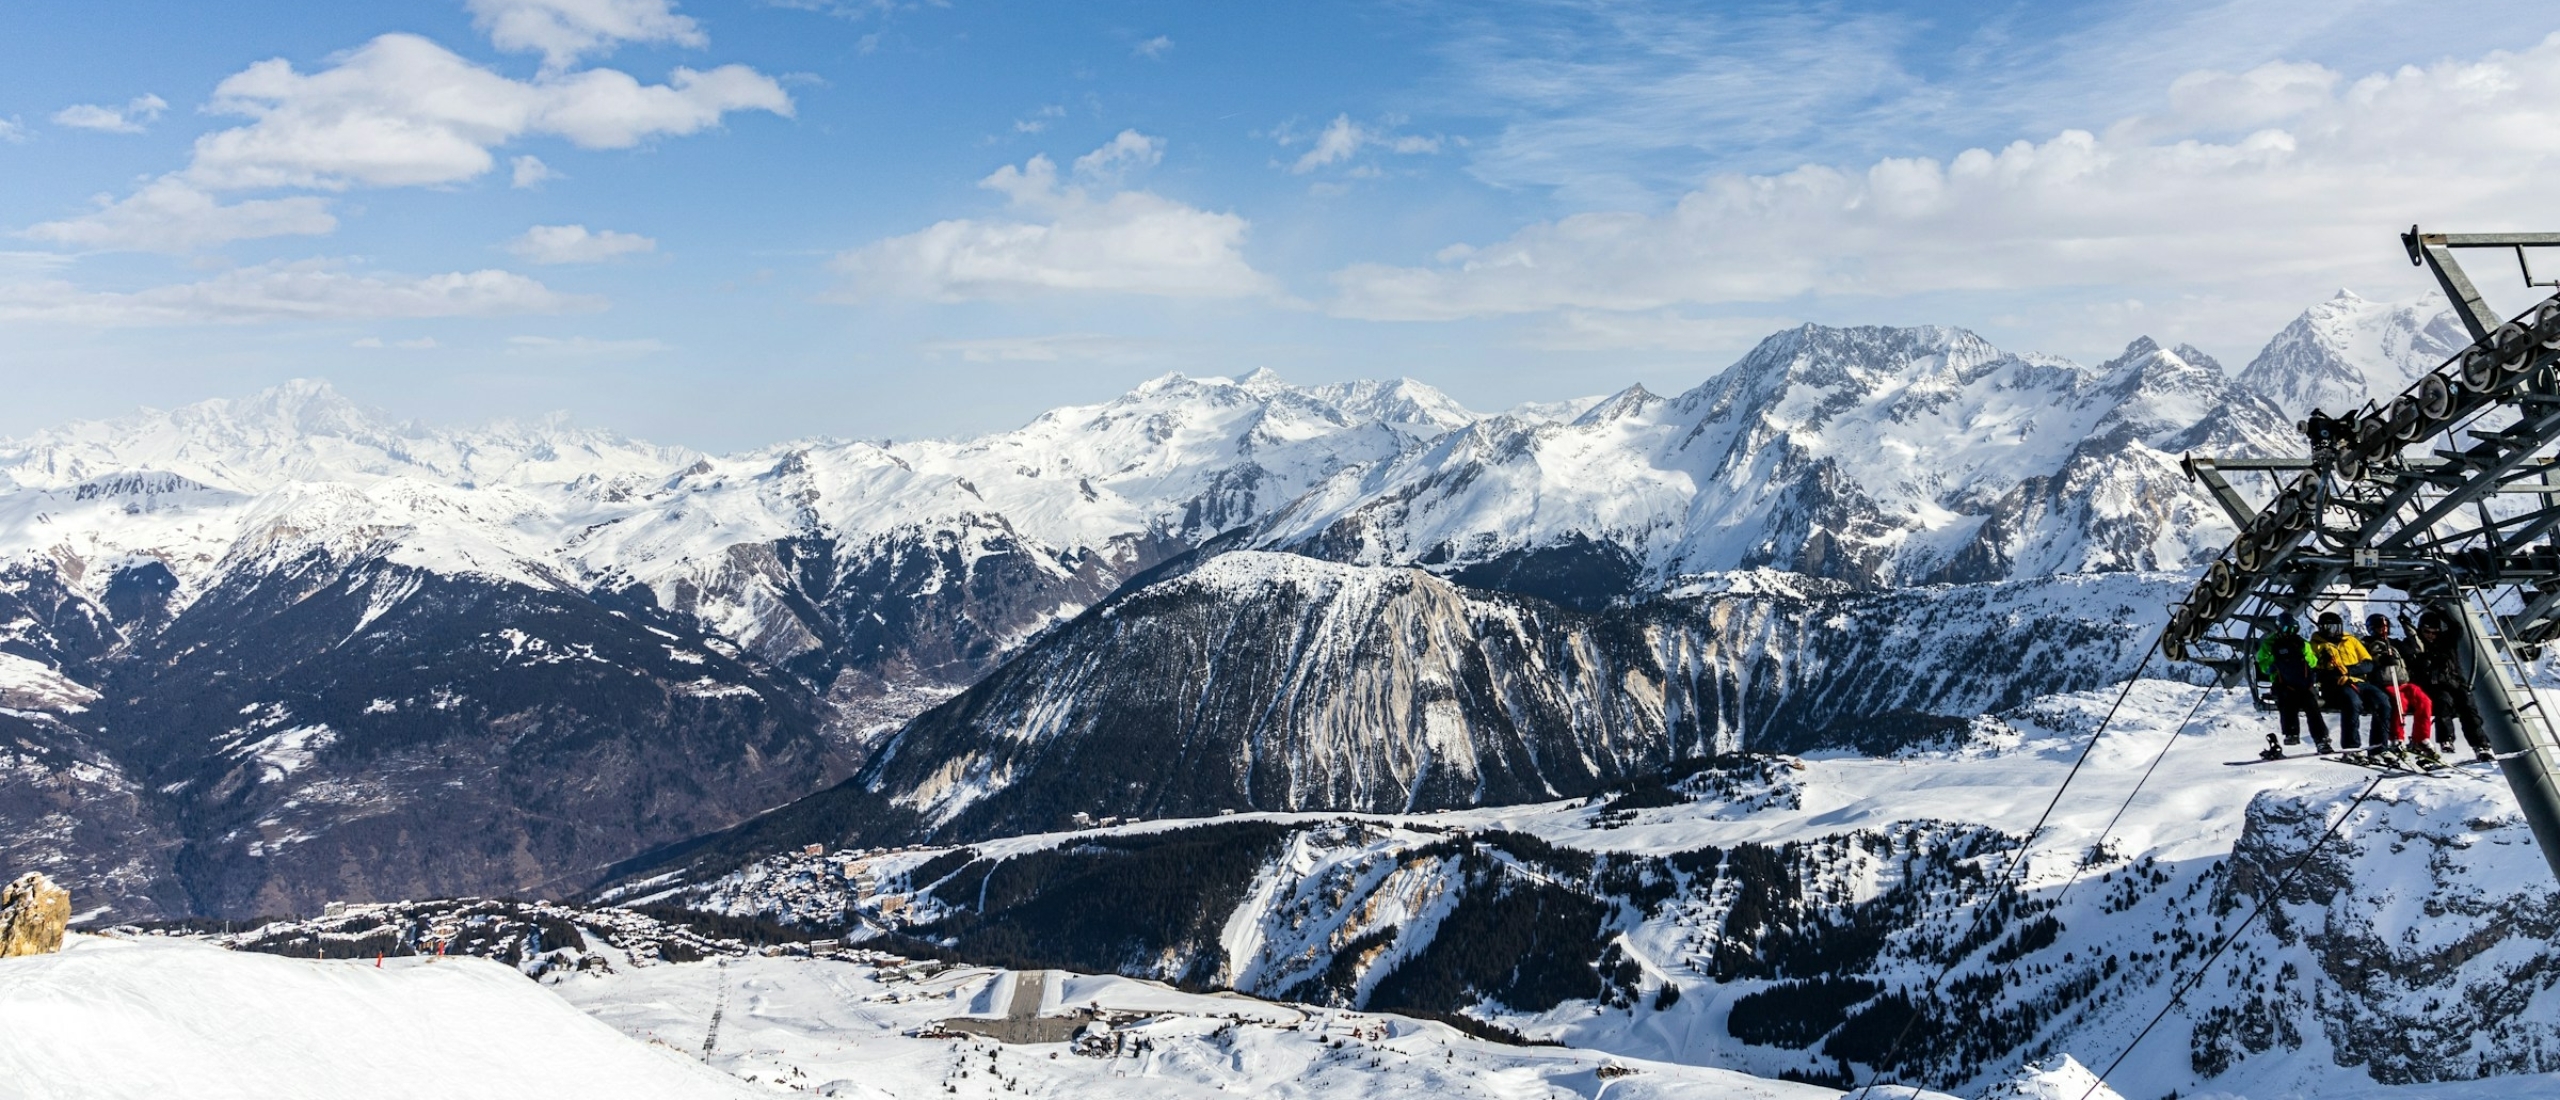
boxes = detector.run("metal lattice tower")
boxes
[2164,227,2560,881]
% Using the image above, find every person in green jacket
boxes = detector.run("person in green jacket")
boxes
[2256,613,2331,759]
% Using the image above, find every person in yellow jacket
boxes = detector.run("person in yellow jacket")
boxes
[2311,610,2396,754]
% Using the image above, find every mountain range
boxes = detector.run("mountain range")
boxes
[0,289,2460,919]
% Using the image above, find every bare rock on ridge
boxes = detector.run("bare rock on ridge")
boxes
[0,872,70,957]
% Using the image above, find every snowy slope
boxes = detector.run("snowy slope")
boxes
[0,934,752,1099]
[678,675,2560,1100]
[555,951,1845,1100]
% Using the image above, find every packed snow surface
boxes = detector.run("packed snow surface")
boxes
[554,953,1844,1100]
[0,935,750,1099]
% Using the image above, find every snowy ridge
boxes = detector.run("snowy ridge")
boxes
[1265,326,2298,592]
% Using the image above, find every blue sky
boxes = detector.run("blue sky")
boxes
[5,0,2559,449]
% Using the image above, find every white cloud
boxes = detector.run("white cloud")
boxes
[1329,37,2560,334]
[505,334,668,355]
[921,332,1155,363]
[1013,104,1065,134]
[20,178,337,253]
[1133,35,1174,60]
[1284,115,1441,175]
[466,0,706,70]
[0,260,601,326]
[507,223,657,264]
[0,117,25,143]
[511,154,559,188]
[834,135,1275,302]
[52,94,169,134]
[186,33,790,191]
[353,335,440,349]
[1070,129,1163,183]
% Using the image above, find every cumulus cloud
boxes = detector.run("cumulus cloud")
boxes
[507,223,657,263]
[1284,115,1442,175]
[186,33,790,191]
[1329,38,2560,326]
[0,260,601,326]
[0,117,25,143]
[52,94,169,134]
[833,134,1275,302]
[353,335,440,349]
[511,155,559,188]
[1070,129,1163,183]
[1133,35,1174,60]
[20,178,337,253]
[467,0,706,69]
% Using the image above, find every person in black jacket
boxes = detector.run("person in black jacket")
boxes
[2404,608,2494,763]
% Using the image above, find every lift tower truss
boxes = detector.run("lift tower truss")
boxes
[2165,227,2560,881]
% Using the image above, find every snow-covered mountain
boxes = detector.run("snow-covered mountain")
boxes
[633,553,2180,868]
[0,291,2481,921]
[2234,290,2470,421]
[0,371,1482,918]
[1264,327,2295,598]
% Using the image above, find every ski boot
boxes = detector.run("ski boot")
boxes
[2477,747,2497,764]
[2410,743,2444,770]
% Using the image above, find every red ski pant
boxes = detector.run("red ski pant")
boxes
[2381,683,2433,744]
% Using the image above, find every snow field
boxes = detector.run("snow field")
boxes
[553,953,1846,1100]
[0,934,751,1099]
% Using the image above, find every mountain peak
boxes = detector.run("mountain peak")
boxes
[1571,384,1660,426]
[2236,291,2465,419]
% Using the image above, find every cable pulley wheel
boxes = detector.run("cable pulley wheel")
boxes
[2463,347,2503,392]
[2205,559,2241,601]
[2388,395,2424,441]
[2415,373,2453,422]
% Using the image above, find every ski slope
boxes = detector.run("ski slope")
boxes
[0,934,751,1100]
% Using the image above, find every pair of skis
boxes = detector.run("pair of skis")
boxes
[2226,747,2515,775]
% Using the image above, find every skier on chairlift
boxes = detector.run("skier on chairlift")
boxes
[2404,608,2496,763]
[2255,613,2331,759]
[2311,610,2396,758]
[2363,613,2436,767]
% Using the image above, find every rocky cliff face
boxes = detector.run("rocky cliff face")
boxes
[2198,779,2560,1086]
[628,554,2182,876]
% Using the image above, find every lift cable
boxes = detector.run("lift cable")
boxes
[2053,682,2223,907]
[1847,645,2157,1100]
[2070,773,2390,1100]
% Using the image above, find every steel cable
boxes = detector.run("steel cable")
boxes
[2070,773,2387,1100]
[1845,643,2159,1100]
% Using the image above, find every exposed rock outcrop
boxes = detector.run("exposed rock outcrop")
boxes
[0,872,70,957]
